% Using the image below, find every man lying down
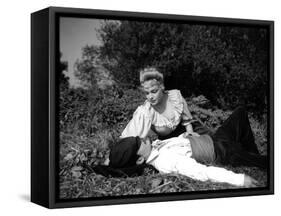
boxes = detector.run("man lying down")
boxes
[93,107,267,187]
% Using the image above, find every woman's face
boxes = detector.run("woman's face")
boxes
[142,79,164,106]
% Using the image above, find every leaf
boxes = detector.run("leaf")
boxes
[71,171,82,178]
[64,153,74,161]
[91,149,97,157]
[150,178,163,188]
[71,166,83,171]
[79,153,87,162]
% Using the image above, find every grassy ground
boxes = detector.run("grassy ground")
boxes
[59,133,267,199]
[59,94,268,199]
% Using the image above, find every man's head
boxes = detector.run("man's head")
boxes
[109,137,141,168]
[136,137,152,164]
[109,136,152,168]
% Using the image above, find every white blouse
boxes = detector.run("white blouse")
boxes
[147,137,245,186]
[121,89,193,138]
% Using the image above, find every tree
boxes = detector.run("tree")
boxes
[75,20,268,115]
[98,21,194,90]
[59,52,69,91]
[74,45,100,89]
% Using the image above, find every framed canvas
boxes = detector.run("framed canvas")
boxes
[31,6,274,208]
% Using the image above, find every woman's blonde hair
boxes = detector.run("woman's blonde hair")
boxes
[139,67,164,85]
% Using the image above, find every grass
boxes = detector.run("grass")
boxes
[59,138,267,199]
[59,94,268,199]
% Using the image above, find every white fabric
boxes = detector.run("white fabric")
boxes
[146,137,245,186]
[121,89,193,138]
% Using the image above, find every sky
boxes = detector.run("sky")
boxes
[60,17,103,87]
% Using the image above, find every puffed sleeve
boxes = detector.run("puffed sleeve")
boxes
[120,105,152,139]
[178,91,193,126]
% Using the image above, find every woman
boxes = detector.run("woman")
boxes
[121,67,199,140]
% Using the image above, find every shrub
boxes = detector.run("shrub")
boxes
[59,86,146,137]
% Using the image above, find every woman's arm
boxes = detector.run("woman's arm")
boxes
[179,91,193,127]
[180,92,200,136]
[185,123,194,134]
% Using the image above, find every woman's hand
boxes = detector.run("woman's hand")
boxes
[136,156,145,165]
[184,124,200,137]
[183,131,200,138]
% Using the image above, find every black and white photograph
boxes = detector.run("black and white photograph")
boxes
[57,12,272,200]
[2,0,281,214]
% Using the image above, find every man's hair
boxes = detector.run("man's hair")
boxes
[139,67,164,85]
[109,137,141,168]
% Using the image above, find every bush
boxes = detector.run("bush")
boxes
[59,86,146,137]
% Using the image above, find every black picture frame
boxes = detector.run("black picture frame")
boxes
[31,6,274,209]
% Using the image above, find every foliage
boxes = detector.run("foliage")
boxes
[59,86,146,137]
[188,25,268,114]
[97,21,268,116]
[59,52,69,91]
[74,45,100,89]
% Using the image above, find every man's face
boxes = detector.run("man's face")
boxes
[137,138,152,161]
